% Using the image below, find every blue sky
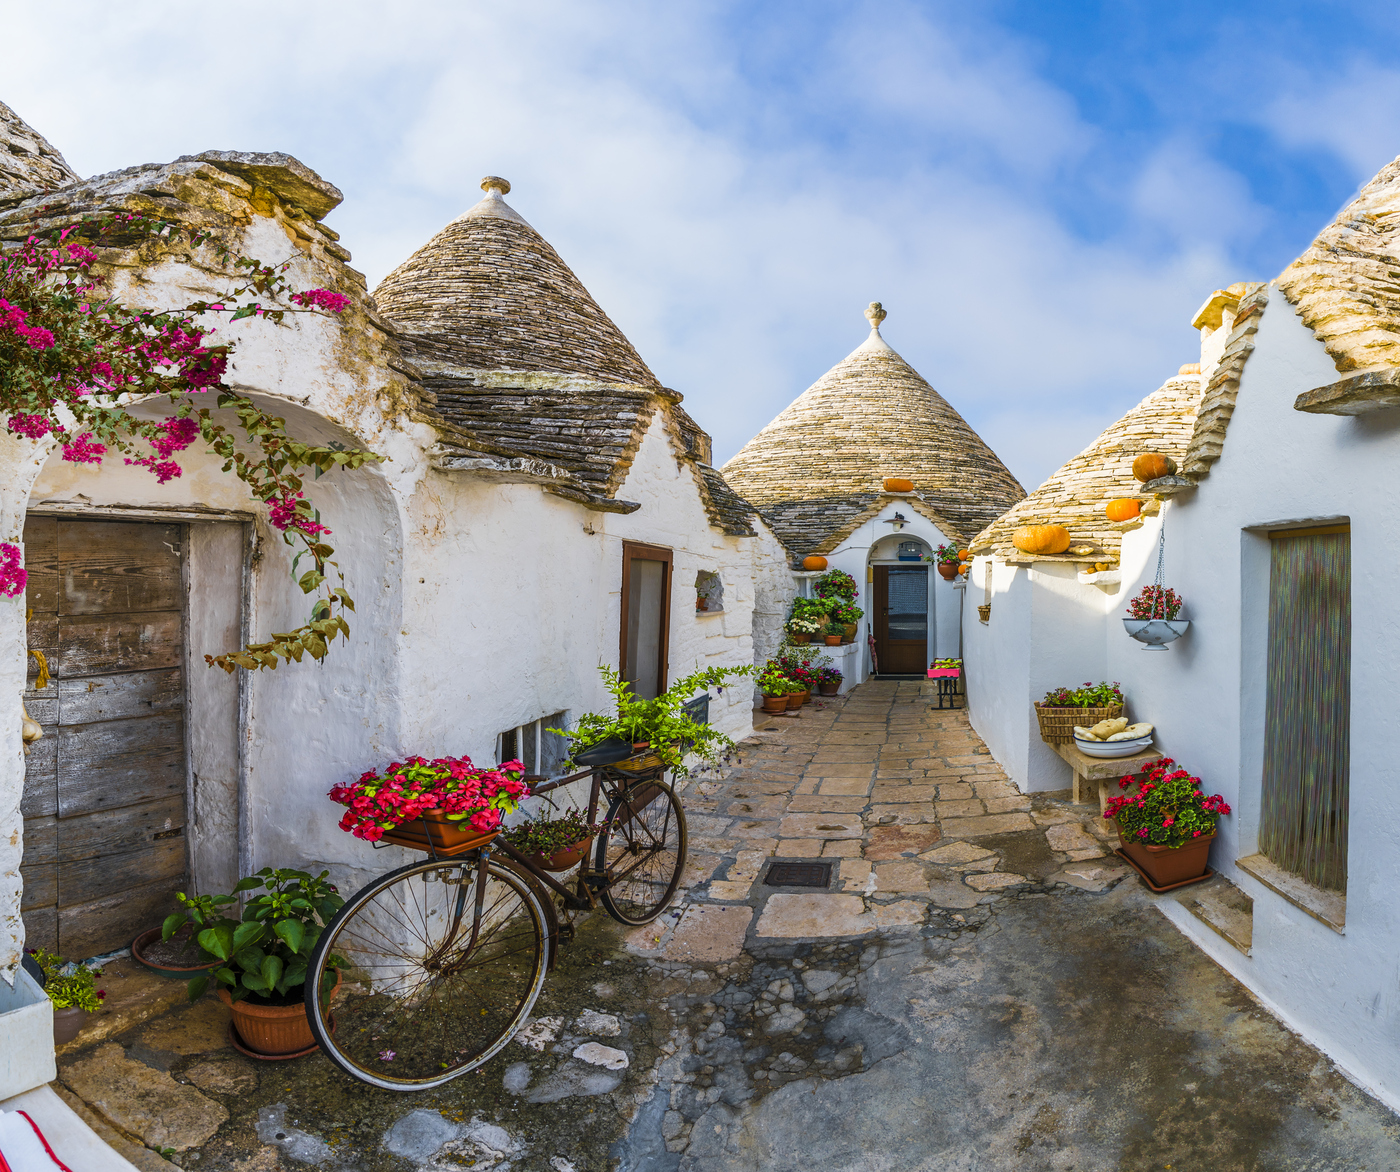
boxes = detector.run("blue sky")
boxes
[6,0,1399,491]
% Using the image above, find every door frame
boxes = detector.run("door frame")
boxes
[871,562,932,675]
[619,541,673,696]
[25,503,254,897]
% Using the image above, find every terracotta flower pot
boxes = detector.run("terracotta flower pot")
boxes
[790,689,810,708]
[789,634,810,644]
[762,695,789,713]
[380,810,500,858]
[937,562,959,580]
[131,924,221,979]
[220,969,341,1058]
[53,1006,87,1046]
[1116,827,1215,889]
[842,623,857,640]
[818,681,840,696]
[529,836,594,872]
[823,635,842,645]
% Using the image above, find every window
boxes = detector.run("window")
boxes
[696,570,723,613]
[497,710,569,777]
[1260,525,1350,893]
[621,542,672,700]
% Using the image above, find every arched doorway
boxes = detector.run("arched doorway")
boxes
[868,536,932,676]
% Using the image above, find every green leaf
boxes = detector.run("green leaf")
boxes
[261,954,283,990]
[232,921,265,952]
[232,876,263,893]
[198,925,234,961]
[186,975,208,1002]
[273,919,304,954]
[234,947,266,974]
[242,973,270,993]
[161,912,186,942]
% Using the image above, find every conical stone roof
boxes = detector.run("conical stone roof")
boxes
[374,177,659,387]
[1,99,78,200]
[722,304,1025,554]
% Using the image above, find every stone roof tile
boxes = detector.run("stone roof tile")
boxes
[0,99,78,200]
[721,303,1024,555]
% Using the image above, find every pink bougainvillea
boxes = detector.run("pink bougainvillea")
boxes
[289,288,352,314]
[61,433,106,465]
[0,544,25,597]
[268,492,331,536]
[7,413,61,440]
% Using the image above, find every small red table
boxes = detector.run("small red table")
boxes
[927,667,961,709]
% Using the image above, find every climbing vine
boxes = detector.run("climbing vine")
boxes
[0,210,382,671]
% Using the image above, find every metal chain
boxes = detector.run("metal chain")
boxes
[1151,522,1167,617]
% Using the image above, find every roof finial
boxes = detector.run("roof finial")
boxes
[865,301,887,331]
[480,176,512,196]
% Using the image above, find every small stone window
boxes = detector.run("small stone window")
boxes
[696,571,724,614]
[498,711,569,777]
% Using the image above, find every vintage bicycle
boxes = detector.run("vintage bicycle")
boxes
[303,738,686,1090]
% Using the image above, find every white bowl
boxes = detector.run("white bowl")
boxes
[1072,734,1153,758]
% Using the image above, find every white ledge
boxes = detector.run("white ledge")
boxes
[1236,853,1345,933]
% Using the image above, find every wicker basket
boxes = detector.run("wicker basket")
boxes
[1033,703,1124,745]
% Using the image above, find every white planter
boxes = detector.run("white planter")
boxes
[1123,618,1190,651]
[0,966,56,1100]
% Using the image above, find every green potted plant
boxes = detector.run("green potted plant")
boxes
[1033,680,1124,745]
[161,867,346,1059]
[791,596,831,629]
[29,948,105,1046]
[823,620,844,646]
[816,666,843,696]
[556,663,753,775]
[503,808,599,871]
[933,542,961,580]
[785,615,822,644]
[831,601,863,641]
[1104,758,1231,890]
[759,668,791,713]
[813,568,858,603]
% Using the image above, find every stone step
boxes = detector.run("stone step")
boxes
[1176,874,1253,955]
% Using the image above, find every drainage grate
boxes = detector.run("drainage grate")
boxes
[763,861,833,888]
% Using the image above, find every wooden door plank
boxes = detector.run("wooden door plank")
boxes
[21,736,57,818]
[58,668,184,725]
[57,520,182,615]
[56,795,184,863]
[20,862,57,911]
[21,815,56,865]
[59,837,186,907]
[24,694,57,724]
[57,611,182,676]
[56,713,185,818]
[22,906,57,954]
[58,875,185,959]
[22,515,58,615]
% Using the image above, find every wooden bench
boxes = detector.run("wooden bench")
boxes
[1052,742,1162,812]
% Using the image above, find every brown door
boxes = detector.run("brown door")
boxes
[873,565,929,675]
[22,517,189,959]
[620,542,672,700]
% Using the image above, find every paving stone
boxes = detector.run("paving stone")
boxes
[984,796,1033,813]
[926,879,985,909]
[728,850,768,881]
[952,856,1001,873]
[938,813,1037,838]
[821,839,863,857]
[1032,809,1081,826]
[839,859,873,891]
[965,872,1029,891]
[871,901,928,929]
[753,894,874,938]
[663,905,753,963]
[973,780,1020,799]
[62,1043,228,1151]
[936,782,976,800]
[872,785,940,803]
[873,862,929,893]
[865,824,942,860]
[1051,862,1130,892]
[1046,823,1103,854]
[573,1042,629,1070]
[921,840,996,865]
[785,795,868,813]
[706,880,754,901]
[778,812,864,840]
[1066,847,1107,861]
[183,1057,259,1096]
[806,763,876,778]
[732,820,781,839]
[865,804,933,825]
[936,799,986,819]
[55,956,189,1055]
[139,997,232,1056]
[817,776,873,796]
[775,838,824,856]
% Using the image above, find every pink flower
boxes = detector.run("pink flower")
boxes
[7,413,59,440]
[62,434,106,465]
[0,544,26,597]
[290,288,352,314]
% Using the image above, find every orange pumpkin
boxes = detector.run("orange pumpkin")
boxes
[1011,525,1072,555]
[1105,498,1142,522]
[802,555,828,571]
[1132,453,1177,482]
[882,477,914,493]
[957,549,970,560]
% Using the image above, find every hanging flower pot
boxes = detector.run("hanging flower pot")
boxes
[937,562,958,581]
[1123,618,1190,650]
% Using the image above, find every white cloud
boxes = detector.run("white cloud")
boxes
[1263,60,1400,183]
[4,0,1258,490]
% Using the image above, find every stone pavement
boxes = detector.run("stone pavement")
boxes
[46,682,1400,1171]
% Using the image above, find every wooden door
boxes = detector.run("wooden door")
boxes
[620,542,672,700]
[873,565,929,675]
[22,517,189,958]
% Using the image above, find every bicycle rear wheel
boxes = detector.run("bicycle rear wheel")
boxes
[596,776,687,925]
[306,855,547,1090]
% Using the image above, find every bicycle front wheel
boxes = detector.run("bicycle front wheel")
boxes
[306,855,548,1090]
[596,776,687,925]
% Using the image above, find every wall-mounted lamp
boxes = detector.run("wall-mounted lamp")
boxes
[883,512,908,532]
